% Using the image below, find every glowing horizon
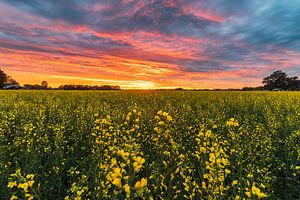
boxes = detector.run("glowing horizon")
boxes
[1,0,300,89]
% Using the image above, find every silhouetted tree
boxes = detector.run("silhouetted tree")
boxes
[262,70,299,90]
[0,69,8,89]
[41,81,48,89]
[288,76,300,90]
[0,69,19,89]
[6,76,19,85]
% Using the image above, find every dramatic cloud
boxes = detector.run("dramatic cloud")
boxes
[0,0,299,88]
[218,0,300,49]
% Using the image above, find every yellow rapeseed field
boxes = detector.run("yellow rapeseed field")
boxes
[0,90,299,199]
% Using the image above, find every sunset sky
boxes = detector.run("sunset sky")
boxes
[0,0,300,89]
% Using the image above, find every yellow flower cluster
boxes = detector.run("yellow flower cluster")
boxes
[245,184,268,199]
[65,174,89,200]
[7,169,36,200]
[133,156,145,173]
[196,130,231,198]
[134,178,147,189]
[2,91,299,199]
[226,118,239,127]
[92,110,148,199]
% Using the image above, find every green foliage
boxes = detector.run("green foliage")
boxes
[0,91,299,199]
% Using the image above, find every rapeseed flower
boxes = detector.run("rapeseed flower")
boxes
[7,181,17,188]
[133,156,145,172]
[124,184,131,198]
[231,180,238,186]
[112,178,122,188]
[10,195,18,200]
[134,178,147,190]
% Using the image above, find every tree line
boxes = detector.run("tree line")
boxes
[1,68,299,90]
[57,85,120,90]
[0,69,120,90]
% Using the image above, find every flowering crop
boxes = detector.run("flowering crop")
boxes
[0,90,299,199]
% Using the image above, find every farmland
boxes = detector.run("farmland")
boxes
[0,90,299,199]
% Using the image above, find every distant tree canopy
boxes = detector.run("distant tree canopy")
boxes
[41,81,48,89]
[23,81,49,90]
[58,85,121,90]
[262,70,300,90]
[241,86,264,91]
[23,84,44,90]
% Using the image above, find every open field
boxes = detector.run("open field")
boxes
[0,91,299,199]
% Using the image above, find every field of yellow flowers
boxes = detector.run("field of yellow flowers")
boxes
[0,90,299,199]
